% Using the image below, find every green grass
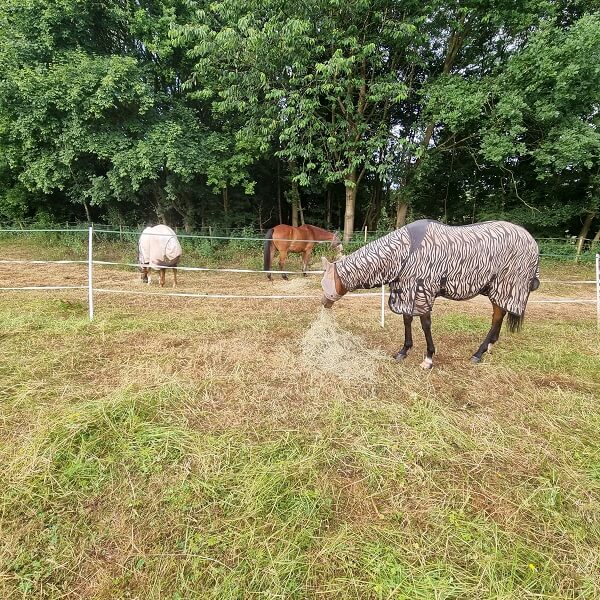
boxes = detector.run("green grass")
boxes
[0,253,599,598]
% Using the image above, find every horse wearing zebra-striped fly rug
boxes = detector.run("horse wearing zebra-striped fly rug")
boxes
[321,220,540,369]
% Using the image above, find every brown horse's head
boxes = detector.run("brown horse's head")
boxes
[321,257,347,308]
[330,232,344,258]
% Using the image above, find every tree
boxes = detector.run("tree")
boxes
[173,0,428,241]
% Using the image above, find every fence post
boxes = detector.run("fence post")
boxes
[380,284,385,328]
[364,226,368,243]
[596,253,599,330]
[88,225,94,321]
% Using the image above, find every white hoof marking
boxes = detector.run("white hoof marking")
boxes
[420,357,433,370]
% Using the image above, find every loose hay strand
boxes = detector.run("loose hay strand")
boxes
[300,308,388,383]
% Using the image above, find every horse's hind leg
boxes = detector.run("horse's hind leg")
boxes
[159,269,166,288]
[279,250,289,280]
[267,244,276,281]
[393,314,414,361]
[302,246,313,276]
[172,268,177,288]
[471,303,506,363]
[419,312,435,369]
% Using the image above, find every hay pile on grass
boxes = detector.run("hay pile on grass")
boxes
[272,277,313,293]
[300,308,388,383]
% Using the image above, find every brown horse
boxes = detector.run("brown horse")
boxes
[263,224,343,280]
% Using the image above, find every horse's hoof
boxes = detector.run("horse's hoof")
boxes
[393,352,407,362]
[420,358,433,370]
[282,275,289,281]
[470,356,481,364]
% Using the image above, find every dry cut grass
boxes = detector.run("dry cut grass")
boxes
[300,308,389,384]
[0,239,599,599]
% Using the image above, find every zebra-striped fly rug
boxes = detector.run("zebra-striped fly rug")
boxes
[321,220,540,368]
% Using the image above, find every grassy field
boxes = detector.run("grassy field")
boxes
[0,238,599,599]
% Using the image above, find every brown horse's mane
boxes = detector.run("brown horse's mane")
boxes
[298,224,337,240]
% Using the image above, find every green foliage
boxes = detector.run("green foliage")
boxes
[0,0,599,237]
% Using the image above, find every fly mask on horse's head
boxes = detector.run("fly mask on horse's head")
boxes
[321,257,345,308]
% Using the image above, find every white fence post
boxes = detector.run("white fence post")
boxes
[88,225,94,321]
[596,254,600,331]
[380,284,385,328]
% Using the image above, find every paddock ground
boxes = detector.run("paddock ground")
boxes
[0,242,599,599]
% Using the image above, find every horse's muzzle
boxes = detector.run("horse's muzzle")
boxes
[322,296,334,309]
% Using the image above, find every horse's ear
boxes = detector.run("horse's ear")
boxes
[321,256,331,271]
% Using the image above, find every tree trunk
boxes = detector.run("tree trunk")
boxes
[182,199,194,232]
[343,170,358,243]
[298,186,305,226]
[257,199,263,232]
[154,183,166,224]
[291,189,299,227]
[222,186,229,221]
[363,175,383,231]
[399,20,467,220]
[576,211,595,261]
[277,158,283,223]
[396,200,408,228]
[326,187,332,228]
[82,200,91,224]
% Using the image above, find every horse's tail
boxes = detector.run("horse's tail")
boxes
[506,312,524,333]
[507,260,540,332]
[263,228,274,275]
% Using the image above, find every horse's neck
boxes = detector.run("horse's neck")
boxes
[336,229,410,290]
[303,225,332,240]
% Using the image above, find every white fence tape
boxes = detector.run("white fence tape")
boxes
[0,258,321,275]
[0,259,88,265]
[597,253,600,330]
[0,242,598,325]
[93,288,382,300]
[0,286,87,291]
[1,227,597,243]
[1,258,597,282]
[528,299,596,304]
[93,260,323,275]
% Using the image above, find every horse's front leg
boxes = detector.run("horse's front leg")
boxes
[141,267,149,284]
[419,312,435,370]
[172,267,178,288]
[159,268,166,288]
[471,303,506,363]
[393,314,414,361]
